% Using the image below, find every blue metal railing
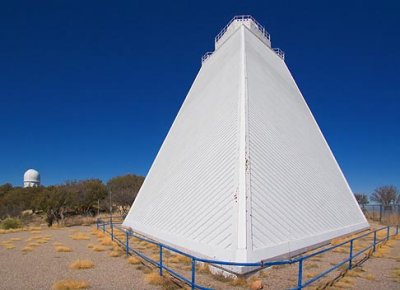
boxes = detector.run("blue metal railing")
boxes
[96,217,399,290]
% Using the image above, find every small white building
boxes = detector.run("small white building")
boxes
[24,169,40,188]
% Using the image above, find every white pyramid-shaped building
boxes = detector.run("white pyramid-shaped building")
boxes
[123,16,369,273]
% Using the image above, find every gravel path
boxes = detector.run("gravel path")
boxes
[0,224,399,290]
[0,226,155,290]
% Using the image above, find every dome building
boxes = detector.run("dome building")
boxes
[24,169,40,188]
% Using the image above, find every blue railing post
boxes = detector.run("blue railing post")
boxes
[386,226,390,240]
[125,231,129,257]
[191,258,196,290]
[110,223,114,241]
[96,218,99,230]
[396,225,399,235]
[102,222,105,233]
[373,231,377,252]
[159,245,163,276]
[297,259,303,289]
[349,240,353,269]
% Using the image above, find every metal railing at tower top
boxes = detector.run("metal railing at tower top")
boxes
[273,48,285,60]
[96,217,399,290]
[215,15,271,44]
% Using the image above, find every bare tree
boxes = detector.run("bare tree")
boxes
[371,185,398,206]
[354,193,369,206]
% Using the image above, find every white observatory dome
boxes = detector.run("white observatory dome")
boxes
[24,169,40,188]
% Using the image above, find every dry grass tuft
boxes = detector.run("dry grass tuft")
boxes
[95,231,105,238]
[196,263,210,274]
[10,237,22,241]
[373,245,390,258]
[87,243,95,249]
[0,228,24,234]
[5,244,16,250]
[309,256,323,262]
[305,263,319,270]
[22,246,34,253]
[229,277,248,287]
[391,268,400,281]
[128,256,141,265]
[331,237,347,246]
[51,279,90,290]
[346,268,365,278]
[385,240,396,248]
[145,271,164,285]
[55,245,72,252]
[138,240,158,250]
[92,245,106,252]
[30,230,42,234]
[109,250,123,257]
[69,259,95,270]
[167,254,191,265]
[99,237,113,246]
[333,247,349,254]
[70,232,90,241]
[53,242,64,246]
[27,242,40,247]
[305,272,316,279]
[361,273,375,281]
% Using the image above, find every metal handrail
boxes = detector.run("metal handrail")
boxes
[273,48,285,60]
[215,15,271,44]
[201,52,213,64]
[96,217,399,290]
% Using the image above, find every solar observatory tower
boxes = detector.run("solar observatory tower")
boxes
[123,16,369,274]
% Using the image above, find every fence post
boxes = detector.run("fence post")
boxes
[349,240,353,269]
[102,222,105,233]
[379,205,383,222]
[159,245,163,276]
[297,259,303,289]
[386,226,390,240]
[125,231,129,257]
[96,219,99,230]
[191,258,196,290]
[373,231,377,252]
[110,222,114,241]
[396,225,399,235]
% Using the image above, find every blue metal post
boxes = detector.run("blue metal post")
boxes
[396,225,399,235]
[387,226,390,241]
[349,240,353,269]
[96,219,99,230]
[111,221,114,241]
[297,259,303,289]
[102,222,105,233]
[191,258,196,290]
[125,231,129,257]
[373,231,377,252]
[159,245,163,276]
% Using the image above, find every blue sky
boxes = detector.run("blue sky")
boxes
[0,1,399,194]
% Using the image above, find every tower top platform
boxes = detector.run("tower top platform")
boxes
[202,15,285,64]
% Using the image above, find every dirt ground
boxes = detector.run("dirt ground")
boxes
[0,223,399,290]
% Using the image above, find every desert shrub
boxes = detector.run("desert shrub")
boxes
[52,279,90,290]
[0,217,23,229]
[69,259,94,270]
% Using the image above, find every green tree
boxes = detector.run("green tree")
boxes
[107,174,144,215]
[34,186,71,226]
[67,179,107,215]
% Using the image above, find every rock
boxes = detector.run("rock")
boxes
[250,279,263,290]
